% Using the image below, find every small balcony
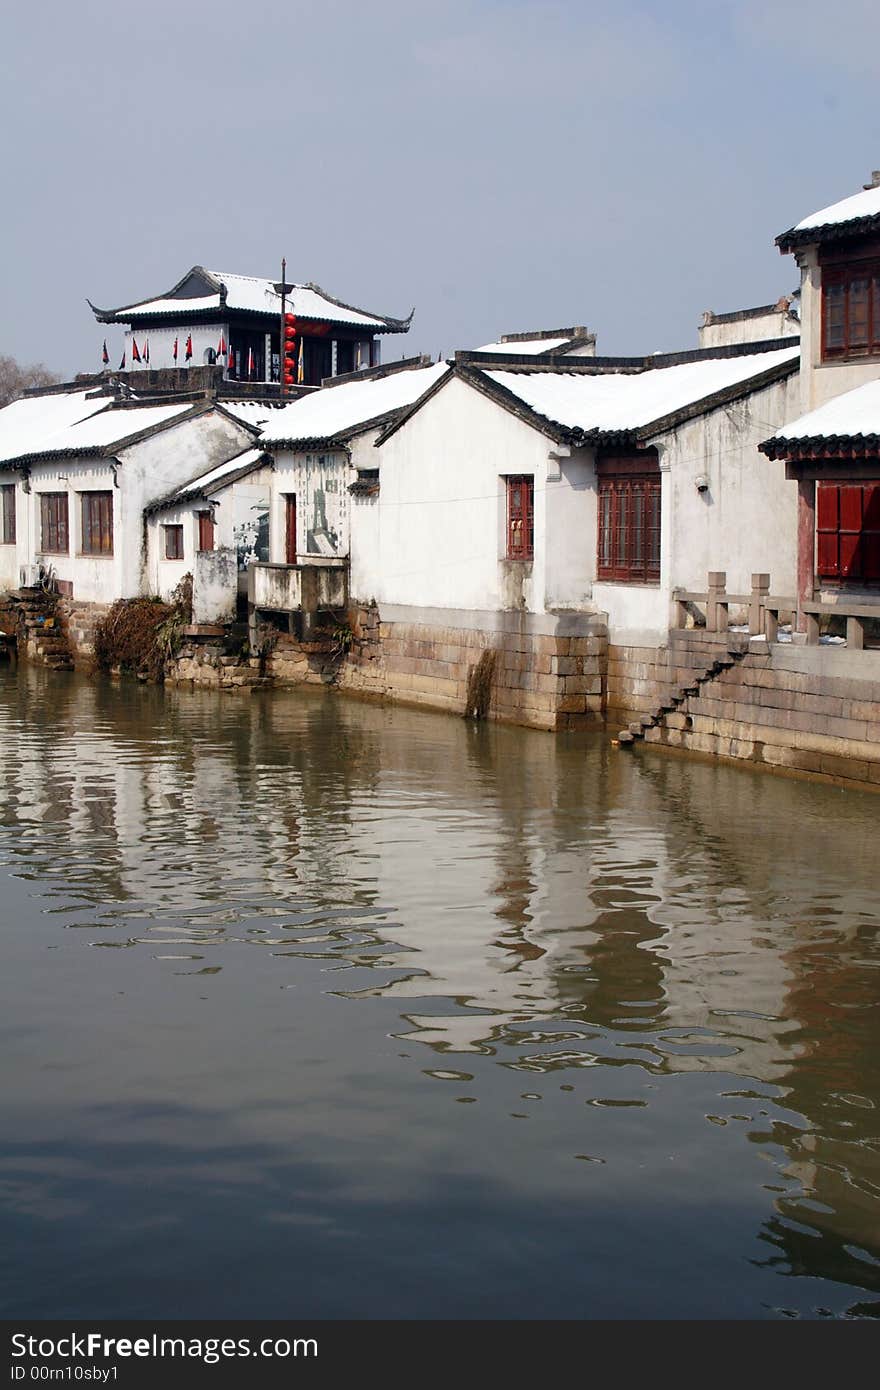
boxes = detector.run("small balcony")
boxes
[248,559,348,633]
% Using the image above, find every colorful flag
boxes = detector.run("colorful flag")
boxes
[218,332,227,356]
[247,347,255,379]
[118,351,126,370]
[296,336,304,384]
[185,333,193,362]
[102,339,109,366]
[172,336,178,363]
[131,338,141,364]
[227,344,234,373]
[143,339,150,365]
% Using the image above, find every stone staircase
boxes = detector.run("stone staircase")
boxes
[11,586,75,671]
[616,634,749,746]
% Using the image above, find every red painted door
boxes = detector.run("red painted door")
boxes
[285,495,297,565]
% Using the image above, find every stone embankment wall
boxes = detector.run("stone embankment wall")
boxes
[58,599,109,662]
[336,603,608,730]
[169,631,340,691]
[611,630,880,794]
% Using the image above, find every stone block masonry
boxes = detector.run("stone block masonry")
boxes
[58,599,110,663]
[337,603,608,730]
[611,630,880,794]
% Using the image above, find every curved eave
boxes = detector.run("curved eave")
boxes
[4,446,123,469]
[89,301,403,333]
[759,433,880,461]
[776,212,880,254]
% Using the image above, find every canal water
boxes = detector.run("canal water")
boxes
[1,662,878,1320]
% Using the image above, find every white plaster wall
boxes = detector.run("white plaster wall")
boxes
[543,446,596,609]
[796,247,880,411]
[26,457,124,603]
[596,374,801,645]
[193,548,237,624]
[698,309,798,350]
[0,470,20,591]
[268,448,349,563]
[123,411,253,598]
[146,504,195,601]
[660,373,801,599]
[146,467,271,602]
[374,374,562,613]
[124,322,231,372]
[348,430,382,604]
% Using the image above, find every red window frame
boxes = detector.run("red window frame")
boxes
[596,452,661,583]
[0,484,14,544]
[80,491,113,556]
[164,524,184,560]
[505,475,534,560]
[821,261,880,360]
[197,510,215,552]
[40,493,69,554]
[817,481,880,583]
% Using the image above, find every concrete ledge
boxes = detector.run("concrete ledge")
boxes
[374,603,608,638]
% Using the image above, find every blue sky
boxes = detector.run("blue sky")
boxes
[3,0,879,374]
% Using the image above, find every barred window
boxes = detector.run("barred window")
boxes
[822,263,880,359]
[596,453,660,583]
[505,475,534,560]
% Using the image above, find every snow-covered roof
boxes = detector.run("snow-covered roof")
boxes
[0,390,195,466]
[57,402,193,452]
[476,337,572,355]
[258,363,449,447]
[777,184,880,251]
[89,266,412,333]
[151,447,269,512]
[765,378,880,445]
[218,399,286,431]
[0,391,111,466]
[480,346,799,439]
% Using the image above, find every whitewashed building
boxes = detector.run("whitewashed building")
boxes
[0,386,253,604]
[373,342,801,646]
[144,446,272,624]
[759,176,880,629]
[248,358,446,628]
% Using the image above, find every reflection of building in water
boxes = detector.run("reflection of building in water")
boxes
[1,667,876,1103]
[748,919,880,1306]
[0,670,387,927]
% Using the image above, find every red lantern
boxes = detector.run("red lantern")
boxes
[284,312,296,326]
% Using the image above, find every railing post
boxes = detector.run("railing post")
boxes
[706,571,726,632]
[846,615,865,650]
[764,603,779,643]
[805,610,820,645]
[671,590,687,629]
[750,573,770,636]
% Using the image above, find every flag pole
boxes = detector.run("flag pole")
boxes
[279,256,287,399]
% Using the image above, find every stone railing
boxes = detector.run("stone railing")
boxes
[672,572,794,640]
[801,598,880,649]
[672,572,880,647]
